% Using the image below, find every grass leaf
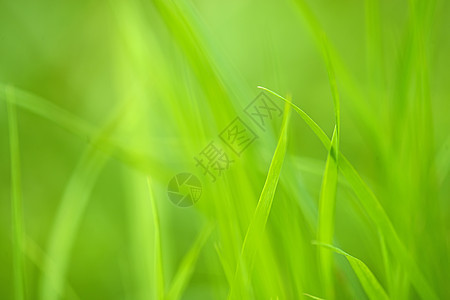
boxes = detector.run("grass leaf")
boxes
[147,178,165,300]
[6,86,26,300]
[316,32,341,299]
[39,98,130,300]
[166,225,214,300]
[228,98,291,299]
[258,86,438,300]
[314,242,389,300]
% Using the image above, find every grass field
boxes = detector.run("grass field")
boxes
[1,0,449,299]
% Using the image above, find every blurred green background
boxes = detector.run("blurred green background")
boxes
[1,0,449,299]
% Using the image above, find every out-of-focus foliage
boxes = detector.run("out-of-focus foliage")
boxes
[1,0,449,299]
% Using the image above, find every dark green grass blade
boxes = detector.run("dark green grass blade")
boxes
[6,86,26,300]
[228,99,291,299]
[315,243,389,300]
[258,86,438,300]
[166,225,214,300]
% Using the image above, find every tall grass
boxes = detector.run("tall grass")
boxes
[1,0,449,299]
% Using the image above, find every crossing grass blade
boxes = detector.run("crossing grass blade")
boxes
[147,178,165,300]
[303,293,325,300]
[24,236,80,300]
[166,225,214,300]
[39,98,130,300]
[228,99,291,299]
[314,242,389,300]
[6,86,26,300]
[257,86,439,300]
[0,83,93,138]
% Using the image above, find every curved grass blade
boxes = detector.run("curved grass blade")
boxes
[39,150,107,300]
[314,242,389,300]
[6,86,26,300]
[228,99,291,299]
[258,86,438,300]
[166,225,214,300]
[147,178,165,300]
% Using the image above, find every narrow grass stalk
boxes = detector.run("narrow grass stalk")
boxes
[228,99,291,299]
[317,32,341,299]
[317,126,338,299]
[0,85,172,183]
[39,98,129,300]
[147,178,165,300]
[314,243,389,300]
[258,86,438,300]
[166,225,214,300]
[6,86,26,300]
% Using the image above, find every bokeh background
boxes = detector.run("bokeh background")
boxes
[1,0,449,299]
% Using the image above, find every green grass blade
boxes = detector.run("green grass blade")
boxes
[303,293,325,300]
[214,243,233,285]
[0,84,172,182]
[317,126,338,299]
[0,83,93,138]
[314,243,389,300]
[166,225,214,300]
[39,99,129,300]
[6,86,26,300]
[228,99,291,299]
[147,178,165,300]
[258,86,439,300]
[316,32,341,299]
[39,150,107,300]
[24,236,80,300]
[290,0,379,148]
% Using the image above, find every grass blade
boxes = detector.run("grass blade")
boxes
[228,99,291,299]
[317,126,338,299]
[147,178,165,300]
[317,32,341,299]
[0,84,172,182]
[6,86,26,300]
[166,225,214,300]
[39,98,130,300]
[258,86,439,300]
[314,243,389,300]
